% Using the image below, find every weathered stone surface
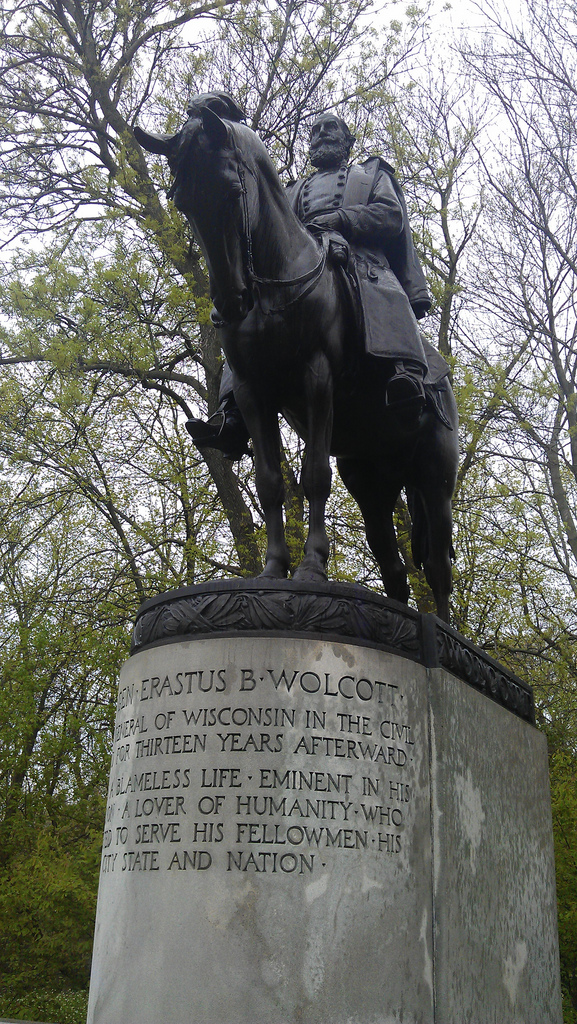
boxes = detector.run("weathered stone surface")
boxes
[430,669,561,1023]
[87,587,561,1024]
[88,637,434,1024]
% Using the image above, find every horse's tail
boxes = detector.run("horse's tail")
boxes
[407,487,426,571]
[407,486,456,571]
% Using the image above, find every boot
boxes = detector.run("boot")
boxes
[186,398,250,461]
[385,360,426,418]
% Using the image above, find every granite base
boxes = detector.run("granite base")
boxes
[87,582,561,1024]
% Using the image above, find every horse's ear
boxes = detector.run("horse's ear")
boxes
[201,107,229,148]
[133,125,177,156]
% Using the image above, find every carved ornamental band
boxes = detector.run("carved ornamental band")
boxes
[132,581,534,725]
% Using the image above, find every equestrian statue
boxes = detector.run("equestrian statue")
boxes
[135,92,459,621]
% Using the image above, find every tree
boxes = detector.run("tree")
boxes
[457,5,577,1015]
[458,0,577,596]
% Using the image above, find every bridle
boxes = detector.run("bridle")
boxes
[172,121,328,321]
[234,152,328,316]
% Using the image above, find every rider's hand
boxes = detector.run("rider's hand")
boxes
[306,213,350,265]
[308,211,345,232]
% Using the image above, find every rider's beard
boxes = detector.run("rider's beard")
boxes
[310,140,348,169]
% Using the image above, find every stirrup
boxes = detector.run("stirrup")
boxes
[185,411,226,444]
[185,411,251,461]
[385,369,426,411]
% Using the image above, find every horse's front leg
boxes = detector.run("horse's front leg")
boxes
[234,381,290,579]
[293,351,333,583]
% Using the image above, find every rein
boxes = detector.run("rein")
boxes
[235,152,327,316]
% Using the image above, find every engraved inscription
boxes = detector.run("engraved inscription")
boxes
[102,655,417,878]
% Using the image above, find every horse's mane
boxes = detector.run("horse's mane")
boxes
[228,122,301,221]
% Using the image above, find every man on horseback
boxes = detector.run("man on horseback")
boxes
[135,92,458,615]
[185,100,447,459]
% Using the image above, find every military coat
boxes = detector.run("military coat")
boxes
[287,157,431,370]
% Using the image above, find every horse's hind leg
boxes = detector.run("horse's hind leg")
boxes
[411,487,453,622]
[411,389,458,622]
[294,351,333,582]
[337,457,410,604]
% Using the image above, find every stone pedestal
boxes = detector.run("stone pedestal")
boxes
[87,581,562,1024]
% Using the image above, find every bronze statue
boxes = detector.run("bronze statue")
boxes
[135,95,459,620]
[181,103,449,459]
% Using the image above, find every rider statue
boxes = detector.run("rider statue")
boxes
[185,95,449,459]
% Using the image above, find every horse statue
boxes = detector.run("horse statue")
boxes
[135,108,459,622]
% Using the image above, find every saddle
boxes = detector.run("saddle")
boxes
[324,239,453,430]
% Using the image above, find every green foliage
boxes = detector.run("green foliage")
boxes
[3,989,88,1024]
[550,750,577,1023]
[0,825,101,1016]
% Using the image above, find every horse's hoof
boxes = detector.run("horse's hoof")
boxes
[292,565,328,584]
[258,565,288,580]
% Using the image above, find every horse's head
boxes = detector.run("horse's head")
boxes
[134,109,255,323]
